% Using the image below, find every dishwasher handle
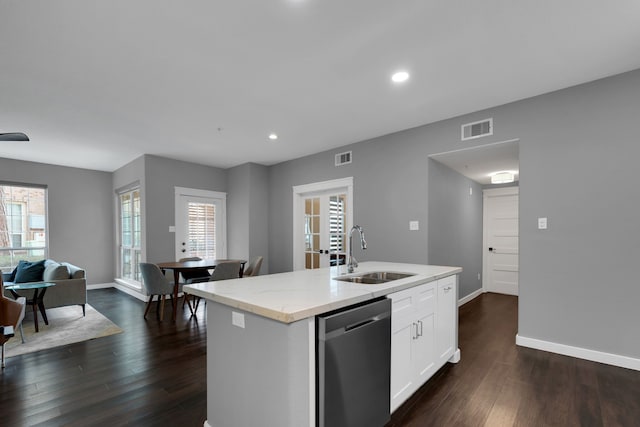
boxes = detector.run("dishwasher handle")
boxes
[345,312,389,332]
[318,298,391,341]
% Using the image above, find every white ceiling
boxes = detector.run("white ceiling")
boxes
[2,1,640,172]
[430,140,519,185]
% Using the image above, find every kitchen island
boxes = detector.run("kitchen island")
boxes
[185,261,461,427]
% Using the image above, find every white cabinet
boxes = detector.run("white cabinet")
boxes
[388,274,458,413]
[389,281,436,412]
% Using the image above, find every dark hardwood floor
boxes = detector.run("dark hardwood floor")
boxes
[388,293,640,427]
[2,290,639,426]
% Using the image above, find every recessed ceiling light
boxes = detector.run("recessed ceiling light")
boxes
[268,133,278,140]
[391,71,410,83]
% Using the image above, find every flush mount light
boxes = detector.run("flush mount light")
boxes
[268,133,278,140]
[391,71,410,83]
[490,171,516,184]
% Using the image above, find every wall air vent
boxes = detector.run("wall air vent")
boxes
[335,151,352,166]
[461,118,493,141]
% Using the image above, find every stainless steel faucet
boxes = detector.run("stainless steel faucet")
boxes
[347,225,367,273]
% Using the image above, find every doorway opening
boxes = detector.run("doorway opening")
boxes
[428,139,519,303]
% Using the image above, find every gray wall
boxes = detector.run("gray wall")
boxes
[0,157,114,284]
[516,70,640,357]
[268,68,640,359]
[143,155,227,263]
[228,163,251,261]
[228,163,270,273]
[428,159,483,299]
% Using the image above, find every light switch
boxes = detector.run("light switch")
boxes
[232,311,245,328]
[409,221,419,231]
[538,217,548,230]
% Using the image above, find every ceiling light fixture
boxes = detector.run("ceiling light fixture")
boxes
[0,132,29,141]
[490,171,516,184]
[391,71,410,83]
[268,133,278,140]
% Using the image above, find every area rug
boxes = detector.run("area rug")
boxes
[5,304,123,358]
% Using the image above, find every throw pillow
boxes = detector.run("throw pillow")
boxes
[14,259,47,283]
[8,265,18,282]
[43,263,70,281]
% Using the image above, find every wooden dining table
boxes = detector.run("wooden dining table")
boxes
[156,259,247,321]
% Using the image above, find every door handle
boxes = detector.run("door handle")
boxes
[417,320,423,337]
[488,247,494,252]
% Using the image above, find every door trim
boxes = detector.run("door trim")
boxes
[292,177,353,271]
[482,186,519,294]
[174,187,227,261]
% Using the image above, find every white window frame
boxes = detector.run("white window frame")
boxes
[115,185,143,289]
[0,182,49,270]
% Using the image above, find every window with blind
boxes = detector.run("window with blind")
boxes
[0,183,48,271]
[187,202,216,259]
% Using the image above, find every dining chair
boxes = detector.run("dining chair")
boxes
[188,261,241,312]
[209,262,241,282]
[178,257,212,284]
[1,272,26,368]
[140,263,191,321]
[242,256,263,277]
[178,257,211,313]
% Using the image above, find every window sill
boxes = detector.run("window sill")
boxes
[114,278,142,292]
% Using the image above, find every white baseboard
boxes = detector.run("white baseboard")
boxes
[87,283,115,290]
[458,288,483,306]
[516,334,640,371]
[112,282,147,302]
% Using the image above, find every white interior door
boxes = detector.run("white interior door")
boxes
[175,187,227,261]
[293,178,353,271]
[483,187,519,295]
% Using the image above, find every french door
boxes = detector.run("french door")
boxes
[293,178,353,270]
[175,187,227,261]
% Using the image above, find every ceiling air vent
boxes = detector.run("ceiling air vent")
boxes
[461,118,493,141]
[335,151,352,166]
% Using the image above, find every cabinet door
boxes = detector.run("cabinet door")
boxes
[413,310,436,382]
[436,275,457,365]
[413,283,436,382]
[390,319,416,412]
[389,288,417,413]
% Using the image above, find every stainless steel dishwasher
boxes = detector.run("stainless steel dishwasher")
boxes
[317,297,391,427]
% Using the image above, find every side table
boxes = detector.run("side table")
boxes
[5,282,56,332]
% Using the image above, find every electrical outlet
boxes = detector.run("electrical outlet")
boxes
[538,217,548,230]
[232,311,245,328]
[409,221,419,231]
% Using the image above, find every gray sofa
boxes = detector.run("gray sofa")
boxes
[2,260,87,316]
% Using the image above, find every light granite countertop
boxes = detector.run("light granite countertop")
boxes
[184,261,461,323]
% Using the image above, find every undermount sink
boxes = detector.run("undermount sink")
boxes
[334,271,416,285]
